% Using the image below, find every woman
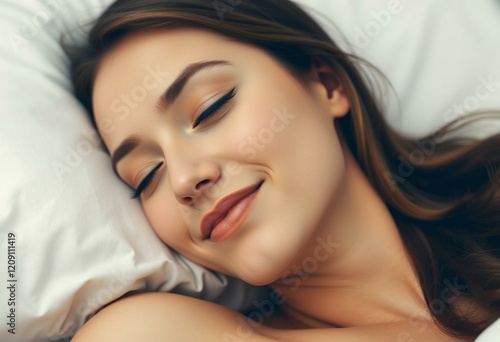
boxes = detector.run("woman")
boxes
[63,0,500,340]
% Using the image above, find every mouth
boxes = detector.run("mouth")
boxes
[200,181,263,242]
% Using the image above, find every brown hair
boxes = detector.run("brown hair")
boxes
[61,0,500,338]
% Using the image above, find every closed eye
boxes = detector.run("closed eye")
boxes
[193,87,236,128]
[129,162,164,199]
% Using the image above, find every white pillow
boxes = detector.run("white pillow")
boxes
[476,317,500,342]
[297,0,500,138]
[0,0,498,341]
[0,1,262,341]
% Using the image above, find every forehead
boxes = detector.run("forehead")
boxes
[93,28,233,102]
[91,28,241,141]
[98,28,231,71]
[91,27,309,155]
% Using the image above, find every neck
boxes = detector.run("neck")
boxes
[270,143,429,328]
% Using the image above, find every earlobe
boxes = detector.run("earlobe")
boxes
[310,60,350,119]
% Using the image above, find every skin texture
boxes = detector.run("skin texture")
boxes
[93,28,349,286]
[78,28,470,341]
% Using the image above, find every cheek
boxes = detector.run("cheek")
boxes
[231,97,306,163]
[242,86,340,173]
[143,193,189,249]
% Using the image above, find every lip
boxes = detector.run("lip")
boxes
[201,181,263,241]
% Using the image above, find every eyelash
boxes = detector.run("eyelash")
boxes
[129,88,236,200]
[193,87,237,128]
[129,162,164,199]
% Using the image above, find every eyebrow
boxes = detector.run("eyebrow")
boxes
[111,60,231,177]
[111,134,141,177]
[155,59,231,114]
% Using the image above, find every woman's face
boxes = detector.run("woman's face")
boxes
[93,28,350,285]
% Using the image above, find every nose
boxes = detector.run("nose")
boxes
[168,151,221,206]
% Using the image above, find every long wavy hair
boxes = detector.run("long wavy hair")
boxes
[61,0,500,338]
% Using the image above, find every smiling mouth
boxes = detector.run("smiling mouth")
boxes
[200,181,263,242]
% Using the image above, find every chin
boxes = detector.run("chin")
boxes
[232,254,291,286]
[239,272,279,287]
[227,227,309,286]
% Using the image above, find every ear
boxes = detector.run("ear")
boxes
[309,60,350,119]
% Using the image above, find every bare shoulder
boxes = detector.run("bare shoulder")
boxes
[71,292,276,342]
[71,292,473,342]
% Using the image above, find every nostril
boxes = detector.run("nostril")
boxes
[182,196,193,204]
[195,179,210,190]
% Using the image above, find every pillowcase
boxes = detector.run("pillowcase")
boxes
[0,0,498,341]
[298,0,500,138]
[476,317,500,342]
